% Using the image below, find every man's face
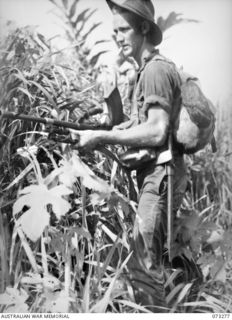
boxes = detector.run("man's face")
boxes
[113,12,143,60]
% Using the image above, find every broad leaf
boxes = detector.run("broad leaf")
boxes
[18,207,49,242]
[0,287,28,312]
[13,184,72,241]
[43,290,74,313]
[59,153,113,200]
[206,229,224,244]
[157,12,199,33]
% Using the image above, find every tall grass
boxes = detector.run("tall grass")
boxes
[0,1,232,313]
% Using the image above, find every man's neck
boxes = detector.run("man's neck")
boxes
[135,42,156,67]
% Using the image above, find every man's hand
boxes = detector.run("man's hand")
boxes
[70,129,100,151]
[69,106,169,150]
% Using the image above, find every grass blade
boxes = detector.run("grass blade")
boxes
[166,282,185,305]
[4,163,33,191]
[16,226,39,274]
[116,299,152,313]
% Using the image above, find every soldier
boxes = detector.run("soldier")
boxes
[72,0,187,312]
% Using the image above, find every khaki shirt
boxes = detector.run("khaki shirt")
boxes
[131,51,182,127]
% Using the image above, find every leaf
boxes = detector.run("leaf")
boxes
[29,80,56,107]
[117,299,151,313]
[69,0,79,19]
[13,183,72,241]
[101,224,117,243]
[9,225,18,274]
[59,153,113,198]
[53,291,72,312]
[99,239,119,280]
[206,229,224,244]
[180,212,200,242]
[62,0,68,9]
[18,207,50,242]
[73,227,91,240]
[164,269,183,289]
[6,303,29,313]
[157,12,199,33]
[166,283,185,305]
[40,74,57,97]
[219,230,232,258]
[118,196,130,217]
[42,274,61,291]
[82,22,102,42]
[12,68,29,85]
[197,252,215,267]
[0,292,13,305]
[58,156,79,188]
[90,253,132,313]
[17,145,38,158]
[4,163,34,191]
[201,293,229,312]
[0,287,28,306]
[94,39,111,46]
[210,258,226,282]
[90,192,106,206]
[43,289,73,313]
[21,273,42,285]
[17,87,34,103]
[177,283,193,303]
[49,184,73,197]
[13,185,46,214]
[37,33,50,49]
[214,264,227,283]
[6,50,15,60]
[54,65,70,90]
[72,8,92,29]
[89,50,108,67]
[82,272,91,312]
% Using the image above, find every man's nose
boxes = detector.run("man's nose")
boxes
[116,31,124,44]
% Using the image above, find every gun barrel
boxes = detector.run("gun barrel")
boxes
[1,112,112,131]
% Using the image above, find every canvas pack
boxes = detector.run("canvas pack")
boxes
[152,55,216,154]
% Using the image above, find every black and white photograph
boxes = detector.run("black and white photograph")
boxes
[0,0,231,316]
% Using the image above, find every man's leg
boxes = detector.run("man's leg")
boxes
[128,159,187,312]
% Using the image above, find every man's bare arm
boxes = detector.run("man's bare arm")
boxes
[73,107,170,149]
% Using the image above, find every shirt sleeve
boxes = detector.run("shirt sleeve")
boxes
[141,60,180,116]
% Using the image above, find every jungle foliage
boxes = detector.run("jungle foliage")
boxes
[0,0,231,313]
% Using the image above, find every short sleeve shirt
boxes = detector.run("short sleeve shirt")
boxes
[131,52,182,124]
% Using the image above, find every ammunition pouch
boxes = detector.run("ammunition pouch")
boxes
[118,147,172,171]
[118,147,157,170]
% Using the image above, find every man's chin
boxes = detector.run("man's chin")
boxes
[122,48,131,57]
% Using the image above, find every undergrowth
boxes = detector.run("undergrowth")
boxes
[0,0,231,313]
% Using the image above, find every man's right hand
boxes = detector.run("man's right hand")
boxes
[70,129,101,151]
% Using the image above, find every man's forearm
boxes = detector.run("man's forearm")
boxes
[96,121,168,148]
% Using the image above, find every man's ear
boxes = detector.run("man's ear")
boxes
[141,21,150,35]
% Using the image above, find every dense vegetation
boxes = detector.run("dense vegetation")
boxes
[0,0,231,313]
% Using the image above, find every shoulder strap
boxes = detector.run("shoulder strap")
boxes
[178,70,200,85]
[150,54,201,86]
[149,53,174,65]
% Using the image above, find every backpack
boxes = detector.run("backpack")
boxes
[152,55,216,154]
